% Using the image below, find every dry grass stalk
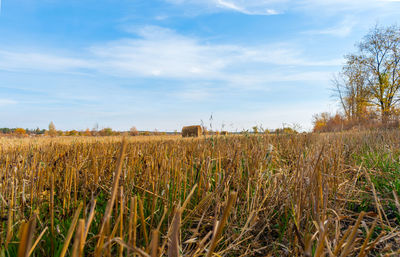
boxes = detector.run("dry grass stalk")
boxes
[314,221,327,257]
[358,218,377,257]
[82,199,97,248]
[59,201,83,257]
[181,184,197,212]
[150,229,159,257]
[119,186,124,257]
[71,219,84,257]
[111,237,151,257]
[5,181,14,247]
[128,196,138,256]
[168,206,182,257]
[364,170,390,226]
[17,211,37,257]
[206,191,237,257]
[138,196,149,247]
[339,211,365,257]
[95,138,127,254]
[50,173,55,256]
[27,226,48,257]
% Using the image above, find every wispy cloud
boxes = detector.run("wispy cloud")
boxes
[165,0,400,16]
[215,0,280,15]
[165,0,285,15]
[304,17,358,37]
[87,26,342,86]
[0,50,90,72]
[173,87,212,101]
[0,99,17,106]
[0,26,340,88]
[155,15,169,20]
[95,26,341,85]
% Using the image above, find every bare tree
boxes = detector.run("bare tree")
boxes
[130,126,139,136]
[333,54,371,123]
[333,24,400,124]
[359,25,400,122]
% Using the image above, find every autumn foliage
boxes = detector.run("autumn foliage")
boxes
[314,24,400,132]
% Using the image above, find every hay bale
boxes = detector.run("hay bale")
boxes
[182,125,202,137]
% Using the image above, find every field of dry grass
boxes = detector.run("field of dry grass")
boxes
[0,135,182,148]
[1,131,400,256]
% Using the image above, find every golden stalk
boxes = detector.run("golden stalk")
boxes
[206,191,237,257]
[59,201,83,257]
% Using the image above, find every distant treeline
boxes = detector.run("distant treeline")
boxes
[0,126,300,137]
[0,128,46,135]
[1,121,301,137]
[0,127,170,137]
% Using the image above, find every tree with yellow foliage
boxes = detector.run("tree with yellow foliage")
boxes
[48,121,57,137]
[14,128,26,136]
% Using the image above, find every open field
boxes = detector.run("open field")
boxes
[1,132,400,256]
[0,135,183,149]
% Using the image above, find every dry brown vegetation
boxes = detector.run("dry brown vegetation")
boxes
[1,131,400,256]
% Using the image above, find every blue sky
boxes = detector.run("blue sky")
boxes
[1,0,400,131]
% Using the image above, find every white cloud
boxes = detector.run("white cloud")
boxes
[165,0,285,15]
[215,0,280,15]
[0,99,17,106]
[165,0,400,16]
[88,26,228,79]
[89,26,340,83]
[155,15,169,20]
[0,26,339,88]
[304,17,358,37]
[0,50,90,72]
